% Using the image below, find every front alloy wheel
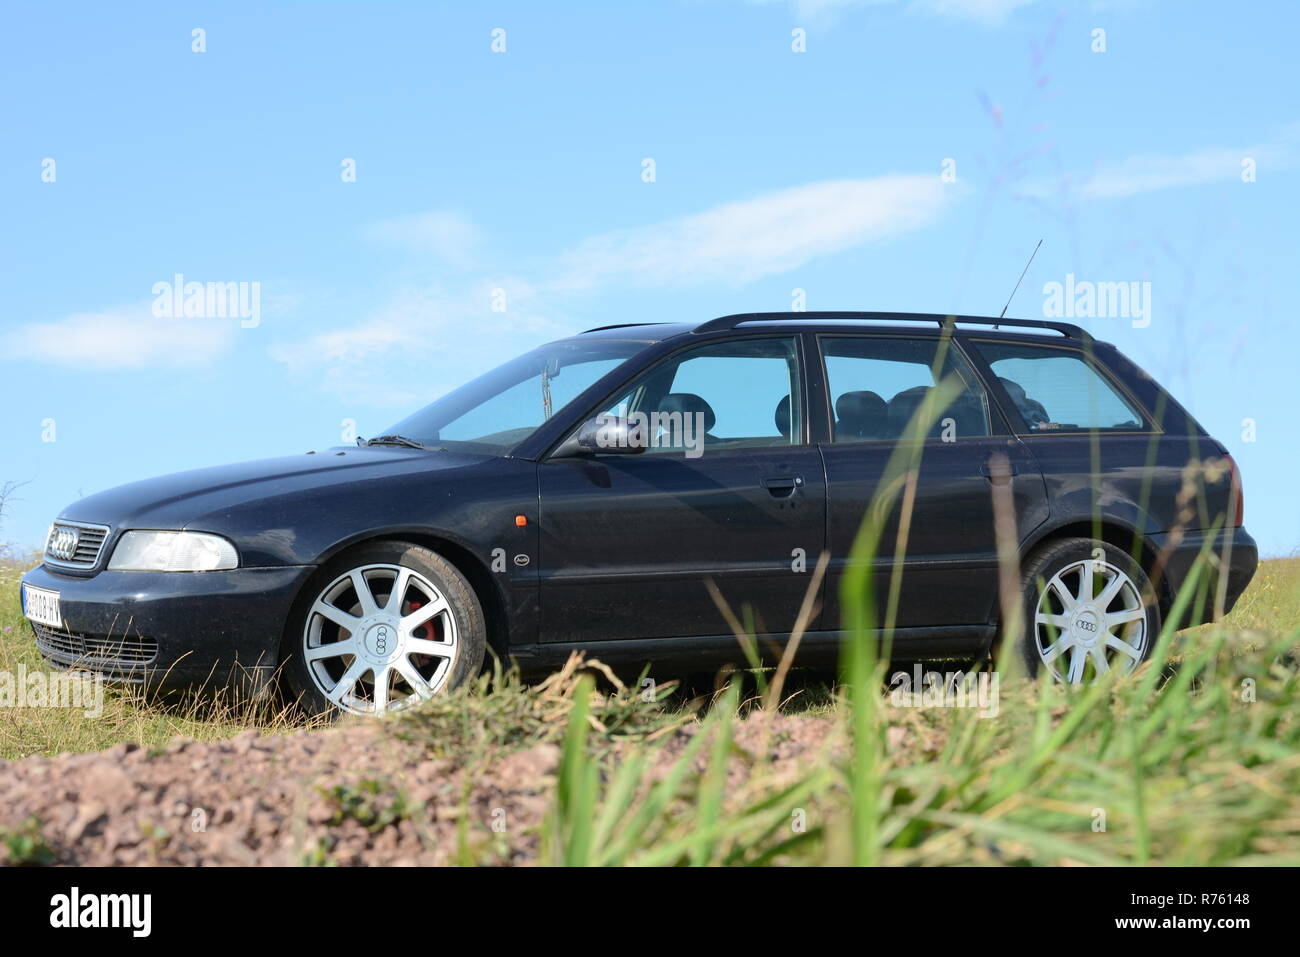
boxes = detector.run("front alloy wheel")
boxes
[305,563,458,714]
[283,542,486,717]
[1021,538,1159,685]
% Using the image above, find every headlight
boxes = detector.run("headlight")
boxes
[108,531,239,571]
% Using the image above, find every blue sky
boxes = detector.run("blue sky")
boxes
[2,0,1297,555]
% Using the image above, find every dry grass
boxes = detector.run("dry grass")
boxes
[1,553,1297,865]
[0,557,317,761]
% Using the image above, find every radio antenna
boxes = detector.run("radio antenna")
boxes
[997,238,1043,324]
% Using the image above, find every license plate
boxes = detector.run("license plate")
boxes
[21,584,61,628]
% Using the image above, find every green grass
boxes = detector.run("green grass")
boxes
[3,548,1298,865]
[0,556,314,760]
[1185,556,1300,639]
[0,816,56,866]
[525,569,1299,866]
[514,375,1299,866]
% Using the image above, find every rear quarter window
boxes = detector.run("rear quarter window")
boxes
[973,341,1150,433]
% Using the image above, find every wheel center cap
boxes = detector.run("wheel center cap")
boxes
[360,620,402,664]
[1072,609,1101,646]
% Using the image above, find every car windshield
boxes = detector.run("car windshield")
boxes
[379,338,645,455]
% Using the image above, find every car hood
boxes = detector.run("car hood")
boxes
[59,446,490,533]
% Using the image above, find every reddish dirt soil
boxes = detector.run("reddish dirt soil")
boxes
[0,713,838,866]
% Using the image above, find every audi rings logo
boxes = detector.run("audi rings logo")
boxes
[1076,618,1097,633]
[47,526,80,561]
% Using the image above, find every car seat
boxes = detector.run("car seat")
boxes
[834,390,889,440]
[998,377,1050,428]
[655,392,717,445]
[775,394,793,438]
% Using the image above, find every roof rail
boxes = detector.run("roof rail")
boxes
[580,321,671,334]
[691,312,1091,341]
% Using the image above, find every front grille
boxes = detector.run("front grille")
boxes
[33,623,158,682]
[44,520,111,569]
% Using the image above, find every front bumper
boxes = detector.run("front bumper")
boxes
[19,563,316,692]
[1149,526,1259,625]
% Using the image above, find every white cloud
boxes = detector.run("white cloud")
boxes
[554,175,952,290]
[3,305,235,369]
[910,0,1037,23]
[268,281,575,407]
[1076,148,1255,200]
[362,211,483,266]
[749,0,1036,24]
[785,0,879,19]
[1022,127,1296,201]
[272,173,960,403]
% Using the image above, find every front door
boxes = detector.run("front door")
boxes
[537,335,827,643]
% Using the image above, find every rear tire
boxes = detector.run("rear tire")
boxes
[280,541,486,717]
[1019,538,1159,685]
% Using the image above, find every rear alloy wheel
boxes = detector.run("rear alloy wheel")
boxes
[283,543,485,717]
[1021,538,1159,686]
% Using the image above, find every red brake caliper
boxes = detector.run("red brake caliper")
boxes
[406,600,437,667]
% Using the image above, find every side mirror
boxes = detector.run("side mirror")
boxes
[553,414,648,458]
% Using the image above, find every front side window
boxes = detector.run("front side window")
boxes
[973,341,1147,433]
[593,337,803,455]
[383,338,644,454]
[820,336,991,442]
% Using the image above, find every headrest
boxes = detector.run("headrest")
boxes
[998,376,1049,425]
[886,386,934,436]
[998,377,1029,403]
[657,392,716,434]
[775,394,792,437]
[834,390,887,438]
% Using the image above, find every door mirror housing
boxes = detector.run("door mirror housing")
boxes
[552,414,649,458]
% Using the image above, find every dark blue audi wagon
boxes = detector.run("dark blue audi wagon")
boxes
[20,313,1257,716]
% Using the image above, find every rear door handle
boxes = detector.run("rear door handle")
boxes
[980,456,1018,481]
[761,475,804,491]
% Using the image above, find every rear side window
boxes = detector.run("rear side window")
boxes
[974,342,1148,433]
[820,337,991,442]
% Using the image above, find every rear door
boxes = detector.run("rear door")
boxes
[816,334,1049,632]
[537,335,827,643]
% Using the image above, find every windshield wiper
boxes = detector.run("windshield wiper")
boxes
[360,434,428,450]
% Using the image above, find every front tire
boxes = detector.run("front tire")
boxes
[1019,538,1159,685]
[281,541,486,717]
